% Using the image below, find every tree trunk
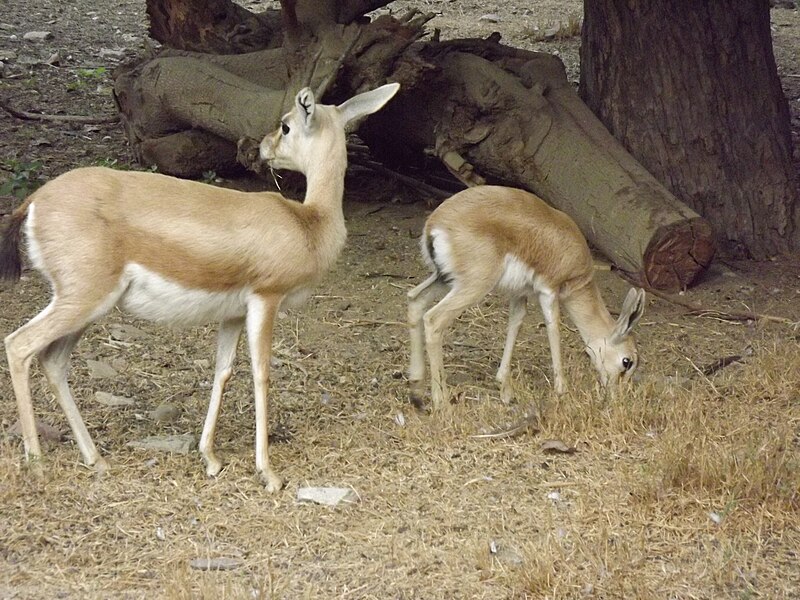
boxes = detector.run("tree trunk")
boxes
[580,0,799,259]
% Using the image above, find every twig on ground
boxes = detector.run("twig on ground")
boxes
[635,282,797,326]
[339,318,405,328]
[699,344,754,377]
[471,411,540,439]
[0,96,119,124]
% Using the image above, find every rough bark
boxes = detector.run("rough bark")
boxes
[580,0,799,259]
[147,0,283,53]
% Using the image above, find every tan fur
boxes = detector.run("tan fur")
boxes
[2,83,400,490]
[408,185,645,409]
[424,186,594,291]
[25,168,340,294]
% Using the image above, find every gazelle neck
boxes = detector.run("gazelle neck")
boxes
[562,280,616,345]
[301,133,347,214]
[304,160,345,213]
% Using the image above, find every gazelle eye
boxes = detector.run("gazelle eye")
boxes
[622,357,634,371]
[281,121,290,135]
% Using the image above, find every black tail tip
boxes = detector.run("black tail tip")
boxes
[0,214,25,282]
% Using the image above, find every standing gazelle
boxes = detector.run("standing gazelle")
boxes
[0,83,400,491]
[407,185,645,409]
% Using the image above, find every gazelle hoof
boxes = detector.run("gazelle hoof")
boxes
[92,457,110,476]
[260,469,283,493]
[203,455,223,478]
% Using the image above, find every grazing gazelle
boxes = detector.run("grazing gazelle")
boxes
[0,83,400,491]
[407,185,645,409]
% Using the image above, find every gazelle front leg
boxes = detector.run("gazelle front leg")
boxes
[246,294,283,492]
[199,317,244,478]
[538,290,566,395]
[496,295,527,403]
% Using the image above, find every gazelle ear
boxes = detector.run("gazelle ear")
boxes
[295,88,316,128]
[337,83,400,127]
[610,288,646,343]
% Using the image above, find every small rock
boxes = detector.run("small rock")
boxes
[86,359,118,379]
[149,402,180,423]
[479,13,500,23]
[547,491,561,502]
[0,23,15,32]
[95,391,135,407]
[297,487,357,506]
[489,540,524,566]
[127,433,196,455]
[189,557,244,571]
[709,511,723,525]
[44,51,61,65]
[22,31,53,42]
[99,48,126,60]
[111,357,128,372]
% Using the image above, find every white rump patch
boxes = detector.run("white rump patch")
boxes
[24,203,47,275]
[495,254,551,295]
[427,228,456,276]
[119,263,250,326]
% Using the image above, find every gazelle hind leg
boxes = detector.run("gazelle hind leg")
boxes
[199,317,244,477]
[5,294,113,469]
[38,327,107,471]
[407,274,447,408]
[496,295,527,403]
[423,280,496,410]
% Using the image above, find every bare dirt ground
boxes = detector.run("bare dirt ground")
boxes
[1,2,799,599]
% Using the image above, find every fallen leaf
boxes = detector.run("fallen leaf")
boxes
[297,487,357,506]
[540,439,577,454]
[189,557,243,571]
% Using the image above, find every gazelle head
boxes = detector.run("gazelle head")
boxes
[260,83,401,175]
[585,287,646,387]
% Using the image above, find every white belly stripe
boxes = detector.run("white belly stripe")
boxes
[495,254,552,296]
[119,263,249,325]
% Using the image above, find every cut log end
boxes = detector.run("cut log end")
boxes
[642,218,716,291]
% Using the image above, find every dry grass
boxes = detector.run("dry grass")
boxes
[2,1,800,596]
[1,205,799,599]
